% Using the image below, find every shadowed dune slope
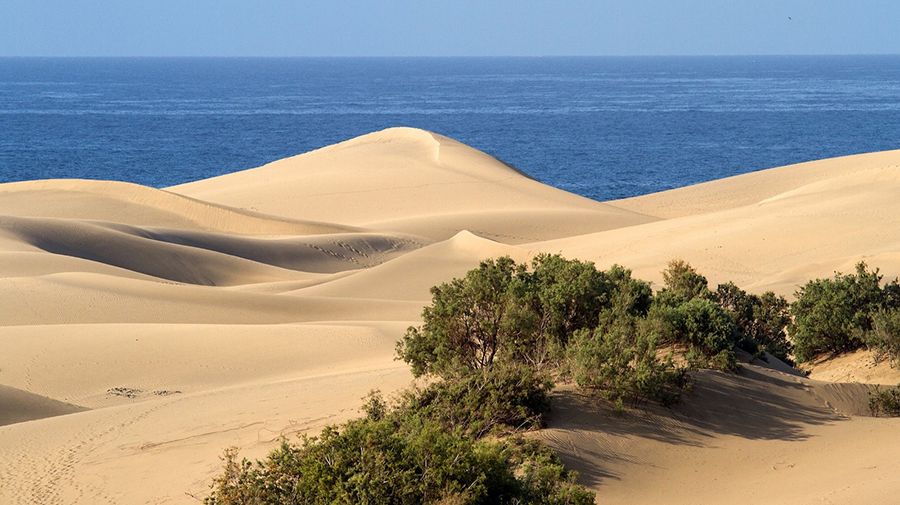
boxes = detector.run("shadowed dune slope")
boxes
[540,366,896,505]
[295,231,530,301]
[0,215,426,285]
[0,385,87,427]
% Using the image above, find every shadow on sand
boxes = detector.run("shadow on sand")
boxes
[540,364,848,488]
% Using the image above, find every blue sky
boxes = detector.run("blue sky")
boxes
[2,0,898,57]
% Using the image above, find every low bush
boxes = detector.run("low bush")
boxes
[868,384,900,417]
[715,282,792,362]
[205,378,593,505]
[866,308,900,368]
[675,298,736,362]
[790,262,897,362]
[397,257,531,378]
[205,418,594,505]
[397,255,653,378]
[568,288,688,409]
[649,266,737,371]
[661,259,710,301]
[393,364,553,439]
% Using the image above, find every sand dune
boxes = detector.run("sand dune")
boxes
[0,179,353,235]
[1,215,425,284]
[533,150,900,295]
[295,231,530,301]
[610,149,900,219]
[1,128,899,504]
[170,127,657,241]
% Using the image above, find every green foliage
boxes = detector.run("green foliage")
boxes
[715,282,792,362]
[790,262,894,362]
[648,291,739,371]
[708,349,739,372]
[866,308,900,368]
[605,264,654,316]
[397,257,532,377]
[395,364,553,439]
[398,254,654,378]
[675,298,735,356]
[205,386,593,505]
[661,259,710,301]
[526,254,609,343]
[657,261,794,367]
[568,292,688,408]
[503,437,597,505]
[868,384,900,417]
[648,261,740,370]
[205,419,507,505]
[510,254,610,368]
[517,258,653,368]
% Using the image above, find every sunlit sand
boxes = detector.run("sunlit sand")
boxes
[1,128,899,503]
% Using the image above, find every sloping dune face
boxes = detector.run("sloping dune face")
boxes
[171,127,658,243]
[1,128,899,504]
[538,149,900,296]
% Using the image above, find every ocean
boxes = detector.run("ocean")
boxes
[2,56,899,202]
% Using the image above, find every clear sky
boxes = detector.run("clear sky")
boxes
[2,0,898,57]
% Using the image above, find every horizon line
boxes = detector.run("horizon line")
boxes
[2,53,899,59]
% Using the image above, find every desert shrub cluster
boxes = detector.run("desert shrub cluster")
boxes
[789,262,900,363]
[867,308,900,368]
[392,364,553,439]
[868,384,900,417]
[206,255,833,504]
[205,363,592,505]
[399,256,792,408]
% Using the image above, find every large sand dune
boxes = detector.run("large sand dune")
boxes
[1,127,899,503]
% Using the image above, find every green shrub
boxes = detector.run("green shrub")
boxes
[525,254,610,344]
[654,297,739,371]
[394,364,553,439]
[868,384,900,417]
[398,255,654,377]
[676,298,735,355]
[867,308,900,368]
[715,282,792,362]
[397,257,533,377]
[603,264,654,317]
[205,418,504,505]
[790,262,891,362]
[205,400,594,505]
[661,259,711,301]
[568,291,688,409]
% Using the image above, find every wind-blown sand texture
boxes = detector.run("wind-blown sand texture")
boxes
[1,127,899,503]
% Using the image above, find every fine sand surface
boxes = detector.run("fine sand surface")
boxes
[1,127,900,503]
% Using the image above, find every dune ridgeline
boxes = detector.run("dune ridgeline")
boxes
[1,127,900,504]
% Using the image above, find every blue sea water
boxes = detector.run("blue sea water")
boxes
[1,56,900,202]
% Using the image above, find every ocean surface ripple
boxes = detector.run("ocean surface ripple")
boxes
[2,56,899,201]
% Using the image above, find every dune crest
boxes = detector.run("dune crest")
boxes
[170,127,658,240]
[611,149,900,219]
[531,150,900,295]
[0,178,353,235]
